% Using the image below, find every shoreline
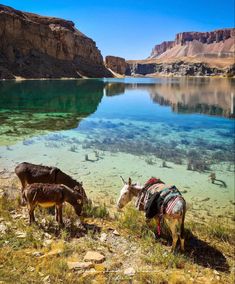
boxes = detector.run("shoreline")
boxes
[1,74,235,82]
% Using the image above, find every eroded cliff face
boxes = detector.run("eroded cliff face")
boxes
[105,56,127,75]
[126,61,235,77]
[127,28,235,77]
[150,28,235,59]
[0,4,112,79]
[150,41,174,57]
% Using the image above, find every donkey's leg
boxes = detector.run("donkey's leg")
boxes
[179,213,185,252]
[28,203,36,225]
[55,205,59,222]
[57,204,64,226]
[165,218,179,252]
[20,182,27,206]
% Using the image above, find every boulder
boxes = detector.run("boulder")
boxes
[105,56,127,75]
[84,251,105,263]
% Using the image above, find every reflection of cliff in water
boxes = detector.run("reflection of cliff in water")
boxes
[104,83,125,97]
[148,78,235,118]
[0,80,105,114]
[124,78,235,118]
[0,80,105,143]
[0,78,234,142]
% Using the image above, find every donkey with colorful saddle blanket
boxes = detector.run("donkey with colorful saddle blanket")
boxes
[136,177,184,218]
[117,177,186,252]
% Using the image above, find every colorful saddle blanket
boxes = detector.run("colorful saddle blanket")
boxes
[135,177,182,219]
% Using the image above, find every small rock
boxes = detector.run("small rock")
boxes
[201,197,210,202]
[0,218,4,222]
[32,251,44,257]
[0,224,7,235]
[67,261,94,270]
[43,240,53,247]
[113,230,120,236]
[124,267,135,276]
[213,270,220,275]
[43,232,52,239]
[84,251,105,263]
[16,231,27,238]
[99,233,107,242]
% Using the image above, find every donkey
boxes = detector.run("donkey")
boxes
[117,177,186,252]
[15,162,88,204]
[23,183,83,225]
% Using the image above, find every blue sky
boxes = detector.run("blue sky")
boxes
[1,0,234,59]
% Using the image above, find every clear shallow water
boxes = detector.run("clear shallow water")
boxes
[0,78,234,219]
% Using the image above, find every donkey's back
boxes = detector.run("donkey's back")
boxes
[15,162,57,188]
[15,162,88,203]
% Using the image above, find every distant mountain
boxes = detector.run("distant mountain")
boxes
[124,29,235,77]
[0,4,112,79]
[150,29,234,63]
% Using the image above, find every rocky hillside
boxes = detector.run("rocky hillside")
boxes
[150,29,235,60]
[126,61,235,77]
[0,4,112,79]
[125,29,235,77]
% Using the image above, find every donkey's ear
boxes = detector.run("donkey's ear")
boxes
[120,176,126,185]
[128,177,132,186]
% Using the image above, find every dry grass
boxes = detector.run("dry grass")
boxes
[0,194,234,283]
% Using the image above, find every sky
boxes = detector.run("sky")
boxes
[1,0,234,59]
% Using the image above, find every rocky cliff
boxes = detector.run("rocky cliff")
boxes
[150,28,235,59]
[126,28,235,77]
[0,4,112,79]
[105,56,127,75]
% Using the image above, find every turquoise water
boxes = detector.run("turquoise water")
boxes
[0,78,234,219]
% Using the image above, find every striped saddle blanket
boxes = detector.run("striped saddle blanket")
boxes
[135,178,183,219]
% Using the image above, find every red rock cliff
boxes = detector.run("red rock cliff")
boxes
[0,4,112,79]
[150,28,235,59]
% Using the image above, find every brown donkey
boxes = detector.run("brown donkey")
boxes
[15,162,88,204]
[23,183,83,225]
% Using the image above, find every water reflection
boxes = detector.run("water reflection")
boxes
[0,78,234,145]
[123,78,235,118]
[0,78,234,116]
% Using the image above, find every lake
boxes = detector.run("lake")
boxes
[0,77,234,221]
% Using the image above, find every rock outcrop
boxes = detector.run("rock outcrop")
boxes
[126,61,235,77]
[150,28,235,59]
[0,4,112,79]
[150,41,174,57]
[105,56,127,75]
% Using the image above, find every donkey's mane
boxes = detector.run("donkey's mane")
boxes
[58,169,82,186]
